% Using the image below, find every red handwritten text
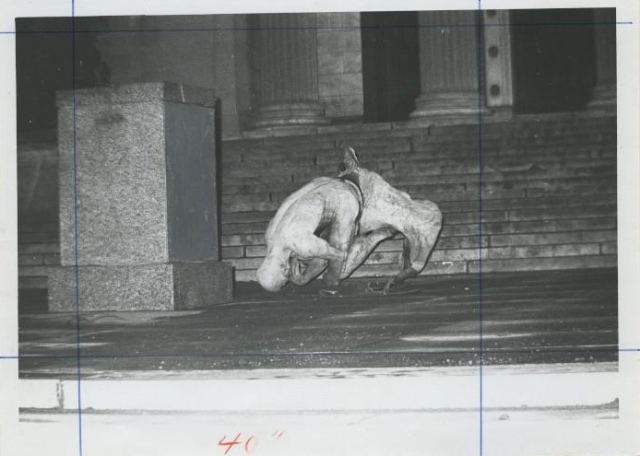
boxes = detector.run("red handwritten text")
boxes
[217,431,285,455]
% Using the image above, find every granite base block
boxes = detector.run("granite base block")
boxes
[173,261,234,309]
[48,261,233,312]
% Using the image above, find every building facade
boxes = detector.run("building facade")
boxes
[17,9,615,139]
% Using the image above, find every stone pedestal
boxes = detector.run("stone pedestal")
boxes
[410,11,483,120]
[251,14,329,128]
[50,82,233,311]
[588,9,616,112]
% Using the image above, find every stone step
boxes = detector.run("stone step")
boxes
[221,186,617,213]
[225,121,614,150]
[222,142,412,164]
[437,192,616,212]
[18,222,59,233]
[389,173,616,190]
[332,135,413,149]
[18,231,59,244]
[424,118,615,140]
[220,159,616,192]
[222,118,615,157]
[413,131,616,150]
[220,205,617,230]
[245,119,613,144]
[219,193,617,221]
[221,160,615,190]
[19,240,59,288]
[507,205,617,222]
[18,252,61,266]
[18,276,48,289]
[466,254,617,274]
[225,135,411,153]
[488,229,617,247]
[19,116,617,289]
[222,233,267,247]
[221,222,268,235]
[410,176,614,196]
[231,259,469,282]
[221,200,280,213]
[221,161,391,181]
[223,241,611,266]
[443,205,617,224]
[220,229,616,257]
[219,216,616,238]
[384,144,613,162]
[220,208,511,227]
[443,218,617,238]
[221,178,616,212]
[18,242,60,255]
[222,211,276,224]
[323,130,416,145]
[223,137,337,153]
[222,156,616,188]
[387,163,616,179]
[392,157,616,175]
[18,265,51,279]
[231,253,616,282]
[239,236,614,265]
[221,138,615,165]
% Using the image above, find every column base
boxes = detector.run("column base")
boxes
[252,102,330,129]
[48,261,234,312]
[410,92,485,120]
[587,83,616,112]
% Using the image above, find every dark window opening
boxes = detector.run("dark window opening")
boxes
[511,9,597,114]
[361,12,421,123]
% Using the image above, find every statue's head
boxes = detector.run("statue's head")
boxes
[256,249,290,292]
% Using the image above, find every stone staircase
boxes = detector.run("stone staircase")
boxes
[219,114,617,281]
[17,138,59,295]
[17,114,617,294]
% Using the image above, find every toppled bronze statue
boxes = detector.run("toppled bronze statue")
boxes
[257,147,442,294]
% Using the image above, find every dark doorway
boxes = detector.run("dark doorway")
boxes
[511,9,597,114]
[16,18,109,137]
[361,12,421,123]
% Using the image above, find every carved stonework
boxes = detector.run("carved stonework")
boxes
[410,11,483,119]
[483,10,514,108]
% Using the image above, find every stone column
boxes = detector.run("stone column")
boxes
[251,13,329,128]
[49,82,233,311]
[482,10,514,110]
[588,9,616,111]
[410,11,483,120]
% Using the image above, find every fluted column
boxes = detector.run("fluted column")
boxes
[588,9,616,111]
[252,14,329,128]
[410,11,483,119]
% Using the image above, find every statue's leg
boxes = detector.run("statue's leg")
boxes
[288,234,345,288]
[289,257,328,286]
[339,228,396,279]
[383,206,442,293]
[323,219,358,288]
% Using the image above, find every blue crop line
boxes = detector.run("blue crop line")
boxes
[70,1,84,455]
[475,3,485,456]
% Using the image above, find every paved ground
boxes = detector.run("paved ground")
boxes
[19,268,618,377]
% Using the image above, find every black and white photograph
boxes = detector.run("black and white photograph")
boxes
[1,0,639,455]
